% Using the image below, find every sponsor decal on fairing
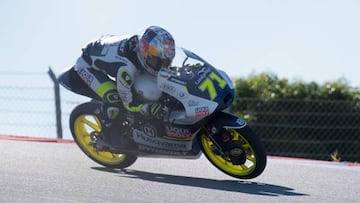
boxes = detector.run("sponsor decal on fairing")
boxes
[165,126,193,140]
[159,83,177,94]
[133,129,192,151]
[195,106,210,116]
[139,145,189,156]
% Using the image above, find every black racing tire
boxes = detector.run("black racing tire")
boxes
[200,125,267,179]
[69,101,137,169]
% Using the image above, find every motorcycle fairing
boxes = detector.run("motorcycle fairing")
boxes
[132,129,193,151]
[130,118,199,149]
[171,48,235,109]
[130,120,202,157]
[157,70,218,125]
[137,144,202,158]
[156,48,235,125]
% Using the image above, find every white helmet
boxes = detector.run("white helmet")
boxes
[137,26,175,76]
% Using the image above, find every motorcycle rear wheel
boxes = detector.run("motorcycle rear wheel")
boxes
[70,102,137,169]
[200,126,266,179]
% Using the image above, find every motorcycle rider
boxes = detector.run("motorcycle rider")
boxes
[74,26,176,148]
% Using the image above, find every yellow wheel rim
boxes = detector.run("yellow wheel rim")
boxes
[201,129,257,176]
[73,114,127,165]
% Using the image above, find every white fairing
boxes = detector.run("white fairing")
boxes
[157,69,219,125]
[134,73,162,101]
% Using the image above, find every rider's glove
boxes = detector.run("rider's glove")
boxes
[99,102,121,137]
[149,103,169,120]
[101,90,122,121]
[102,103,120,121]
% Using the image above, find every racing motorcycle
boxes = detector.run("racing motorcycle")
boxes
[58,48,266,179]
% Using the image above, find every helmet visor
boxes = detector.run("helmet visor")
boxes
[146,55,172,71]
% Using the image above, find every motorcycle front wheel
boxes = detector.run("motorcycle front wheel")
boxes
[69,102,137,169]
[200,126,267,179]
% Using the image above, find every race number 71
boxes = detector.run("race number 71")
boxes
[199,72,226,100]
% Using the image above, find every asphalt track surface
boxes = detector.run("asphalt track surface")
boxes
[0,136,359,203]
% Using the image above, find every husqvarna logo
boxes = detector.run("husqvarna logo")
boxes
[143,126,156,137]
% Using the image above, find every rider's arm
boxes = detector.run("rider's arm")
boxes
[75,36,124,104]
[116,64,145,113]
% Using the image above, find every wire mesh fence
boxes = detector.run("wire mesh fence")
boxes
[0,71,55,138]
[0,70,86,140]
[232,98,360,162]
[1,70,359,162]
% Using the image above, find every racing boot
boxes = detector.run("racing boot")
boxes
[93,88,122,150]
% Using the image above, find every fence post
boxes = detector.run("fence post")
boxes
[48,67,63,139]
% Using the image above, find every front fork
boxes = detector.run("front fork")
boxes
[202,123,247,165]
[203,125,233,156]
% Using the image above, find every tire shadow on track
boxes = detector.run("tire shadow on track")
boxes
[91,167,308,197]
